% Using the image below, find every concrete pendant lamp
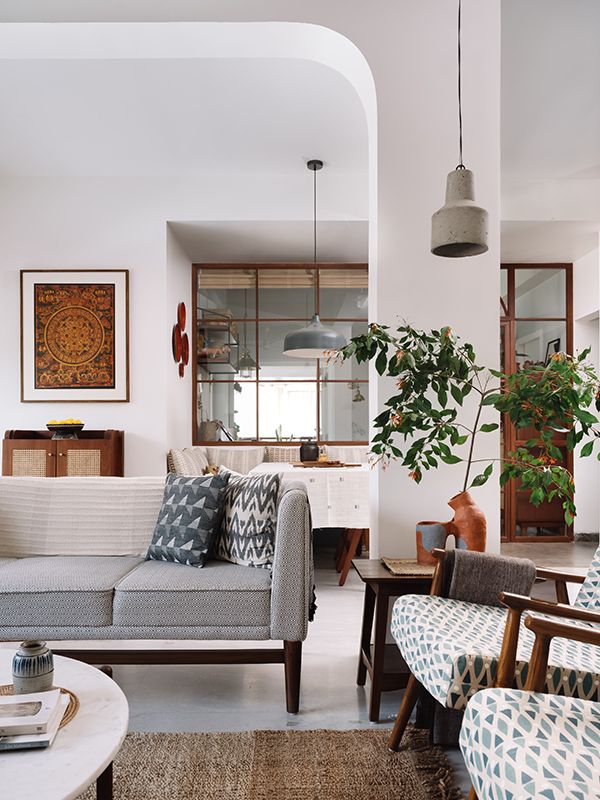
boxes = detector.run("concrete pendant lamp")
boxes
[431,0,488,258]
[283,160,346,358]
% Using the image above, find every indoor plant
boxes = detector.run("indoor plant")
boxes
[339,322,600,555]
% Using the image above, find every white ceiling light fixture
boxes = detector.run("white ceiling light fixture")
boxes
[431,0,489,258]
[283,159,347,358]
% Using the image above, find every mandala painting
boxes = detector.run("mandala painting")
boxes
[21,270,129,402]
[34,283,115,389]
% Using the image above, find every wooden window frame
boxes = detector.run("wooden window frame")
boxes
[192,263,368,446]
[500,263,574,543]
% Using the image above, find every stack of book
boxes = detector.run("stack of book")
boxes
[0,688,68,750]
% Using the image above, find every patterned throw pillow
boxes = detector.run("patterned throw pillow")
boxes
[147,473,228,567]
[215,468,280,568]
[264,445,301,463]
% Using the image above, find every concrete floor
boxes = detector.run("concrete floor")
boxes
[4,539,597,796]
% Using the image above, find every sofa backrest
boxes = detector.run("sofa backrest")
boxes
[0,476,165,558]
[205,447,265,474]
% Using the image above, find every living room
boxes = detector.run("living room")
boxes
[1,1,600,798]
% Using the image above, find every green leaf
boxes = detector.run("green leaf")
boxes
[484,463,494,477]
[450,384,464,406]
[479,423,499,433]
[439,453,462,465]
[581,441,594,458]
[455,434,469,445]
[482,393,503,406]
[437,388,448,407]
[375,350,388,376]
[470,472,490,488]
[530,488,545,506]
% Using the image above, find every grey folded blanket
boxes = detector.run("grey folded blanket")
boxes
[447,549,536,607]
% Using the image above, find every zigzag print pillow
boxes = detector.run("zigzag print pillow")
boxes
[215,468,280,568]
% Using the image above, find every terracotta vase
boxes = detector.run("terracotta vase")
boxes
[415,490,486,564]
[446,490,486,552]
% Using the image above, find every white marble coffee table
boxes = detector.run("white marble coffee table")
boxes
[0,650,128,800]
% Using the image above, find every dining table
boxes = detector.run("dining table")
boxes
[249,461,370,585]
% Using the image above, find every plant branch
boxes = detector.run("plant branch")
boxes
[463,395,485,492]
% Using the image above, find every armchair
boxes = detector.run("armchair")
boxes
[461,614,600,800]
[388,545,600,751]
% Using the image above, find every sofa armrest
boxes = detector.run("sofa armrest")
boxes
[270,482,313,642]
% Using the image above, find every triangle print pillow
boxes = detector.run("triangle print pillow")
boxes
[147,473,228,567]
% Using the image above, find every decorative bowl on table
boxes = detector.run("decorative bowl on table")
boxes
[46,419,84,440]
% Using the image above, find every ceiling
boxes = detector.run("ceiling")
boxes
[170,220,368,263]
[0,58,368,178]
[502,0,600,181]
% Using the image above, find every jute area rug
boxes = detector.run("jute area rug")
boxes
[79,726,462,800]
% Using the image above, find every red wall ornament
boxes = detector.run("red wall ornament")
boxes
[172,302,187,377]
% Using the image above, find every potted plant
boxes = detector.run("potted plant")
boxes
[338,322,600,558]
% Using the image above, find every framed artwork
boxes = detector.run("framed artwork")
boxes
[20,270,129,402]
[544,337,561,365]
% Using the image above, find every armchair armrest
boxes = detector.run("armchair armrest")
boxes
[270,482,313,642]
[496,592,600,688]
[501,592,600,624]
[523,614,600,691]
[535,568,586,584]
[534,567,586,604]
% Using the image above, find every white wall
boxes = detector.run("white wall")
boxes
[573,245,600,535]
[0,5,501,558]
[0,174,365,475]
[165,225,193,452]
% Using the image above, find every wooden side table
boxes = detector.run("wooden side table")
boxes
[352,558,433,722]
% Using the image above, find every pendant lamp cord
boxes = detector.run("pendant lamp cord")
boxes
[313,162,318,315]
[313,163,317,263]
[457,0,465,170]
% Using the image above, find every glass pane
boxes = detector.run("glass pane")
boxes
[258,269,316,320]
[514,268,566,318]
[320,381,369,441]
[197,315,241,375]
[319,268,368,318]
[320,322,368,379]
[259,321,316,379]
[197,268,256,319]
[196,381,256,442]
[500,269,508,315]
[258,382,317,441]
[515,320,566,368]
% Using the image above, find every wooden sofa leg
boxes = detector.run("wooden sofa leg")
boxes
[284,641,302,714]
[388,674,423,752]
[468,788,478,800]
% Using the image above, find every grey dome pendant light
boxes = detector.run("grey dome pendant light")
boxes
[431,0,488,258]
[283,159,346,358]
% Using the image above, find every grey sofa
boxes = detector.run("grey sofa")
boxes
[0,476,313,712]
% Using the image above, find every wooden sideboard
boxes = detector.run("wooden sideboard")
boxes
[2,430,124,477]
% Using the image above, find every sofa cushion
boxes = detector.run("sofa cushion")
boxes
[215,468,279,569]
[0,556,143,627]
[167,446,209,476]
[206,447,265,475]
[147,474,228,568]
[113,559,272,627]
[264,445,301,464]
[0,477,165,558]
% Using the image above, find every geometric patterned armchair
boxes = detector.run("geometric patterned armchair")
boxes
[460,613,600,800]
[388,545,600,751]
